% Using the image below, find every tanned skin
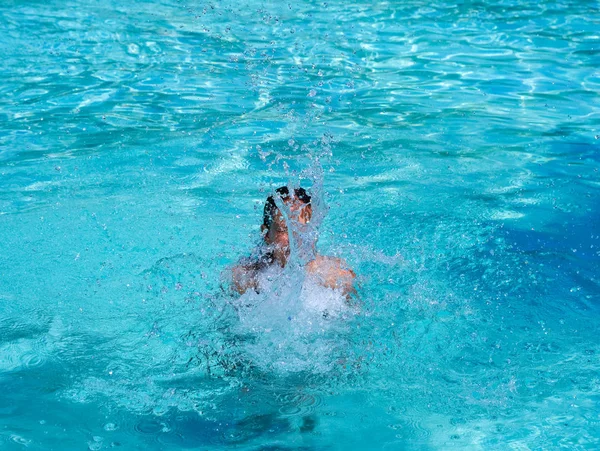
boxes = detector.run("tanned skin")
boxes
[231,192,355,297]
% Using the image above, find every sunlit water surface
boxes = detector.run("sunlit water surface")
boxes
[1,0,600,449]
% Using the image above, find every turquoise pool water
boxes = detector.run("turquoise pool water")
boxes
[1,0,600,449]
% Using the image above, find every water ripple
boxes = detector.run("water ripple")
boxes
[1,0,600,449]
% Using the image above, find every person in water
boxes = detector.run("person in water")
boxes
[231,186,355,296]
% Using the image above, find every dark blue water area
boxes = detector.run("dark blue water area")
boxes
[495,216,599,324]
[503,207,599,271]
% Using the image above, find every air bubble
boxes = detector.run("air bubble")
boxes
[104,423,118,431]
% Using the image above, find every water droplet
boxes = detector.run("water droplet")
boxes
[127,43,140,55]
[308,89,317,97]
[11,436,31,446]
[88,436,103,451]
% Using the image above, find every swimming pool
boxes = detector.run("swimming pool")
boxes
[1,0,599,448]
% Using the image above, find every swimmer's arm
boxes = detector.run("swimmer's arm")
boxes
[230,264,258,295]
[310,257,356,298]
[332,265,356,298]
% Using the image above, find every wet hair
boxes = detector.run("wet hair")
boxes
[262,186,311,230]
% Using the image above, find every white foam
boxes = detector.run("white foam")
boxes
[233,264,353,375]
